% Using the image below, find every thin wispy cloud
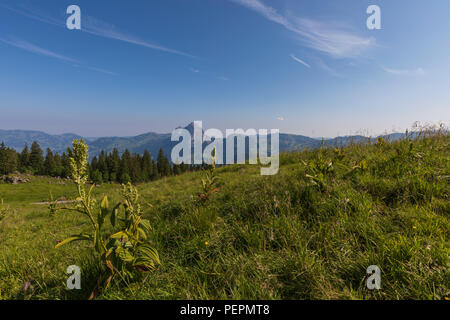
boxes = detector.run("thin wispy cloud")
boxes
[230,0,375,58]
[314,57,344,78]
[230,0,289,26]
[290,54,311,68]
[0,37,78,63]
[83,66,119,76]
[383,67,425,76]
[0,37,117,76]
[1,3,194,58]
[188,69,229,81]
[82,15,195,58]
[0,3,61,27]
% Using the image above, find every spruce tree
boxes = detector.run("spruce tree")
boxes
[91,169,103,184]
[90,156,98,174]
[29,141,44,174]
[44,148,57,176]
[61,152,71,178]
[152,161,158,180]
[141,150,153,181]
[130,153,143,182]
[157,148,171,177]
[120,172,131,183]
[97,150,109,181]
[120,149,131,182]
[53,153,63,177]
[109,148,120,182]
[0,142,18,175]
[173,164,181,175]
[19,144,30,173]
[0,142,6,175]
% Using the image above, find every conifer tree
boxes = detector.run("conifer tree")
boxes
[98,150,109,181]
[44,148,57,176]
[90,156,98,174]
[91,169,103,184]
[157,148,171,177]
[53,153,63,177]
[130,153,143,182]
[19,144,30,172]
[152,161,158,180]
[120,149,132,182]
[109,148,121,182]
[29,141,44,174]
[172,164,181,175]
[0,142,18,175]
[0,142,7,175]
[141,150,153,181]
[61,152,71,178]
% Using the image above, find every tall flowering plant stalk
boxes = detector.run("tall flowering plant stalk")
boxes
[50,139,160,298]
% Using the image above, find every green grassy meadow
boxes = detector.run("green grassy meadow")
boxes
[0,133,449,300]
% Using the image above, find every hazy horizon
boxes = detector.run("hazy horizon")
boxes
[0,120,438,140]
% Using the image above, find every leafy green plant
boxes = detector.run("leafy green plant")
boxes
[50,139,160,297]
[333,147,345,162]
[376,137,385,147]
[198,147,220,202]
[303,149,334,192]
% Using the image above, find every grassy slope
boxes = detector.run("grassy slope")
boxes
[0,134,448,300]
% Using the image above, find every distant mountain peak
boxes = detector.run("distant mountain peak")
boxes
[176,121,204,135]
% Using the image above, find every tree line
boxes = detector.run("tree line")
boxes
[0,141,195,183]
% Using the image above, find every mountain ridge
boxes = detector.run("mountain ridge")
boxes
[0,125,407,158]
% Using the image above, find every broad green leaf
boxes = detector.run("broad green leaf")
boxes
[116,246,134,262]
[139,219,152,232]
[55,234,91,248]
[98,196,110,229]
[94,229,104,254]
[110,203,121,227]
[100,196,109,216]
[137,227,147,240]
[110,231,128,241]
[135,244,160,265]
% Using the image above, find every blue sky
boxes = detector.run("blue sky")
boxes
[0,0,449,137]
